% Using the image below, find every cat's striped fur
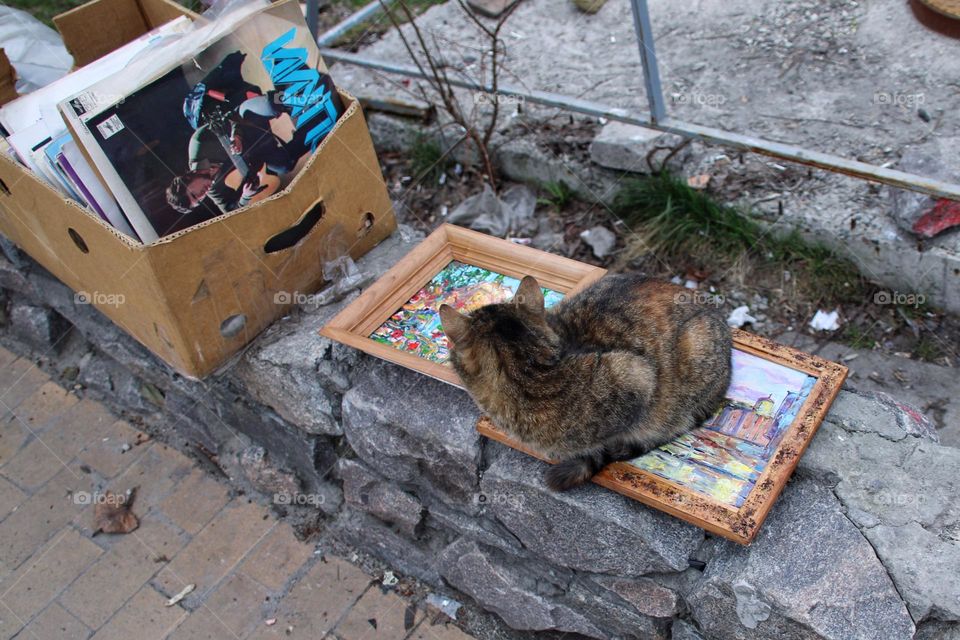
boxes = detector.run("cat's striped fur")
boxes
[439,274,732,491]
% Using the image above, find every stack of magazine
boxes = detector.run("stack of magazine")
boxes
[0,0,344,244]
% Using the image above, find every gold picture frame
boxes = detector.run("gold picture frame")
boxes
[321,224,847,544]
[320,223,606,386]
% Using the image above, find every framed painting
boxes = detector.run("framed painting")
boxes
[321,224,847,543]
[319,223,607,385]
[477,330,847,544]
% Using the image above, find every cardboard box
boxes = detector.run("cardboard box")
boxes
[0,0,397,378]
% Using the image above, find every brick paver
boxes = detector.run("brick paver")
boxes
[0,346,478,640]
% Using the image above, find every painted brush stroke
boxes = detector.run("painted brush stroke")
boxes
[630,349,816,508]
[371,261,563,364]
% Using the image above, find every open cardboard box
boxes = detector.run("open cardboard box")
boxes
[0,0,397,378]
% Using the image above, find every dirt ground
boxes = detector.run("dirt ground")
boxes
[340,0,960,440]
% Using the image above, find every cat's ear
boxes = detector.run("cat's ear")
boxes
[439,304,470,344]
[515,275,545,315]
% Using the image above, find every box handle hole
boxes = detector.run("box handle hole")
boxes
[0,177,9,196]
[68,228,89,253]
[357,212,375,238]
[220,314,247,338]
[263,200,325,254]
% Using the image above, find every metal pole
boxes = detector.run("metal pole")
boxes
[629,0,666,124]
[306,0,319,41]
[320,49,960,200]
[317,0,397,47]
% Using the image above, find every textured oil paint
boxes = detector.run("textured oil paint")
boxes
[630,349,816,508]
[371,261,563,364]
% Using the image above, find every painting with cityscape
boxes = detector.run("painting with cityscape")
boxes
[629,349,817,508]
[370,261,563,364]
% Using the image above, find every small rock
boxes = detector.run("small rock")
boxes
[438,538,604,636]
[888,144,958,236]
[589,121,688,173]
[238,446,300,498]
[338,458,423,536]
[671,620,706,640]
[590,575,679,618]
[579,226,617,259]
[9,303,70,352]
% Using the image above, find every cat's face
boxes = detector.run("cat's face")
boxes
[439,275,561,380]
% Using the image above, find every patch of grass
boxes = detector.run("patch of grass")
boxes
[913,336,942,363]
[409,134,446,182]
[611,172,868,305]
[9,0,206,26]
[6,0,87,26]
[840,324,876,350]
[538,181,575,211]
[766,230,866,304]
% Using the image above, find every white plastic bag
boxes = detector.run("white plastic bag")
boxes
[0,7,73,94]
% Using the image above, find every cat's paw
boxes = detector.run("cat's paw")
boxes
[545,458,595,491]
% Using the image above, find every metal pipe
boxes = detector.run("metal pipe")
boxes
[629,0,666,124]
[305,0,319,41]
[317,0,397,47]
[321,48,960,200]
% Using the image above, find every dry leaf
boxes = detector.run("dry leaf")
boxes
[687,174,711,190]
[93,488,139,535]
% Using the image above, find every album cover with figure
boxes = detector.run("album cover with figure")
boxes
[59,0,344,243]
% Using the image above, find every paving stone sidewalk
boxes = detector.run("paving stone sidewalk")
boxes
[0,345,471,640]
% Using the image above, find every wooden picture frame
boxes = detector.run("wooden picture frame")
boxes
[478,329,847,544]
[321,224,847,544]
[320,223,606,386]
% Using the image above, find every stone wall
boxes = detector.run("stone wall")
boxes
[0,230,958,640]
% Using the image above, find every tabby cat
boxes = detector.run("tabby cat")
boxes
[439,274,732,491]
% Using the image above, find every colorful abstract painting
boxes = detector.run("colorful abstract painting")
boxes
[629,349,817,508]
[370,261,564,364]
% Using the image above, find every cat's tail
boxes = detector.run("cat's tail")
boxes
[544,435,672,491]
[545,453,606,491]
